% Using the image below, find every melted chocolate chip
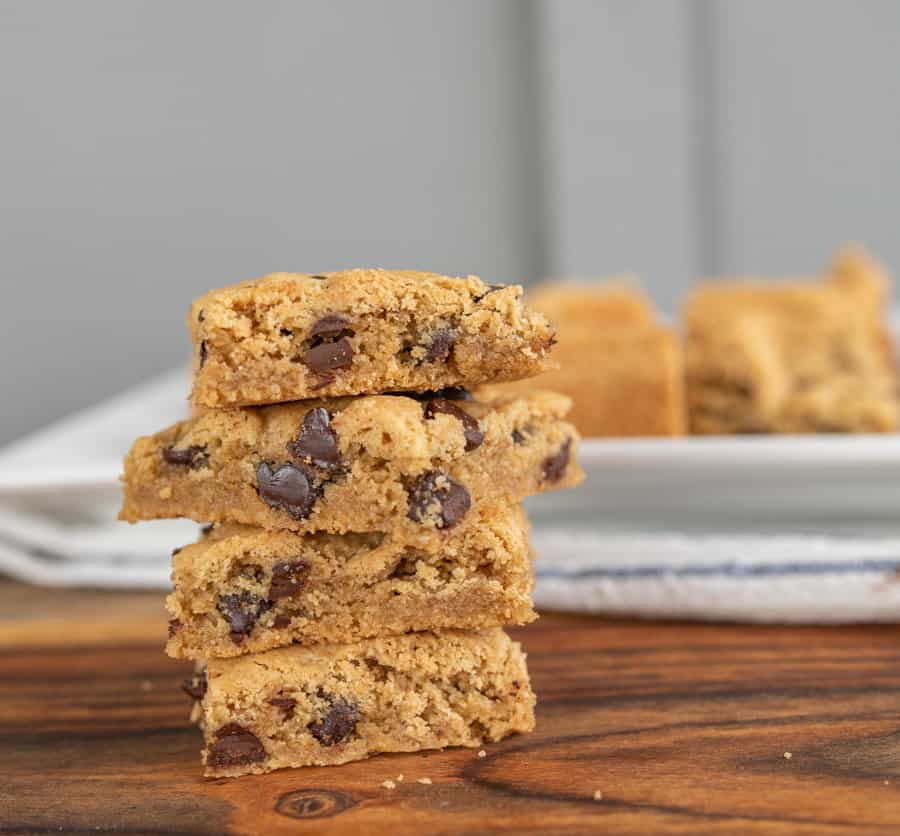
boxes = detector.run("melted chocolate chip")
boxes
[308,695,359,746]
[424,327,457,363]
[309,274,328,280]
[256,462,317,520]
[310,314,350,339]
[423,399,484,451]
[167,619,182,638]
[286,408,342,469]
[407,470,471,529]
[181,670,207,701]
[199,340,207,367]
[304,338,354,376]
[161,445,208,469]
[279,327,293,337]
[206,724,267,769]
[541,438,572,483]
[272,614,292,629]
[268,560,310,600]
[269,695,297,719]
[473,283,505,302]
[511,428,527,445]
[386,387,473,402]
[217,591,272,644]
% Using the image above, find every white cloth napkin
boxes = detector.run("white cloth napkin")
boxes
[2,369,900,622]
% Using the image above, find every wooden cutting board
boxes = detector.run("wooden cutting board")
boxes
[1,579,898,835]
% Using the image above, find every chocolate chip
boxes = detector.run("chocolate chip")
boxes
[424,327,457,363]
[423,399,484,451]
[268,560,310,600]
[279,327,293,337]
[198,309,205,322]
[310,314,350,339]
[542,439,572,483]
[182,670,207,701]
[269,695,297,719]
[286,408,342,469]
[167,619,182,638]
[171,546,183,557]
[304,338,354,376]
[512,429,527,445]
[256,462,317,520]
[473,283,505,302]
[386,387,473,402]
[217,591,272,644]
[407,470,471,529]
[308,695,359,746]
[206,724,267,769]
[272,614,292,629]
[199,340,207,367]
[309,274,328,280]
[162,445,208,469]
[200,523,215,537]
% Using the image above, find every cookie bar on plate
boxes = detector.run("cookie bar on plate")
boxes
[485,282,686,438]
[120,390,582,535]
[186,628,535,777]
[685,246,899,434]
[166,504,534,659]
[189,269,556,407]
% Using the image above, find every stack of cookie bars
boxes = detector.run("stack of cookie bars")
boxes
[120,269,582,776]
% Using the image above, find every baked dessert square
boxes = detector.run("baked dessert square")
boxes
[166,505,535,659]
[189,269,556,407]
[120,390,582,536]
[186,628,535,776]
[685,246,899,434]
[484,283,686,437]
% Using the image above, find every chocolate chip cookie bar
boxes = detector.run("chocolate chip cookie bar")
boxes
[488,282,686,437]
[120,391,582,535]
[188,627,534,776]
[166,505,534,659]
[189,269,557,407]
[685,246,899,433]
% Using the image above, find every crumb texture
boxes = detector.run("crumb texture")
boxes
[188,269,556,406]
[166,506,535,659]
[120,391,582,535]
[196,628,535,777]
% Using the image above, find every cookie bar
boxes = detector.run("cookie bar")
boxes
[166,505,535,659]
[486,283,686,437]
[189,269,556,407]
[685,246,899,434]
[188,628,535,776]
[120,391,582,535]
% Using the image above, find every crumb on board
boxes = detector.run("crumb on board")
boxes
[593,790,603,801]
[396,774,404,782]
[783,752,793,760]
[381,780,396,790]
[418,777,432,785]
[477,750,487,758]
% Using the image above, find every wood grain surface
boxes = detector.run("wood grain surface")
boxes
[1,578,899,835]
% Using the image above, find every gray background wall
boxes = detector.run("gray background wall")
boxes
[2,0,898,445]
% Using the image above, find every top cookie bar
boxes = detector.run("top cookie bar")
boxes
[189,269,557,407]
